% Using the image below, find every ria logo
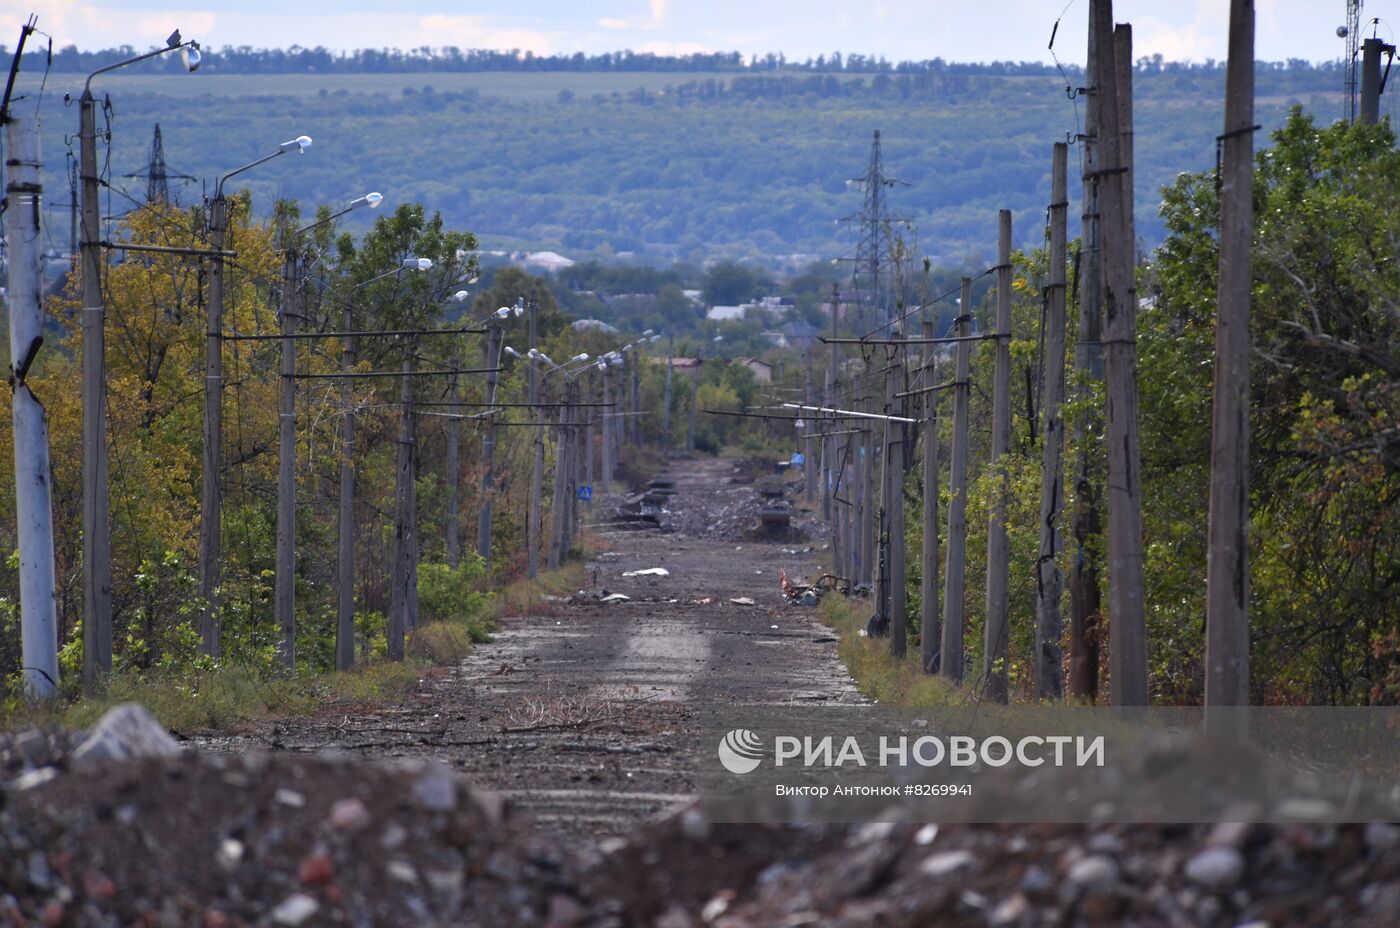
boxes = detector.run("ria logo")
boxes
[717,729,764,774]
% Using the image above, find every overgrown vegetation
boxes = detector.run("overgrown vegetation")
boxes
[874,110,1398,705]
[20,60,1345,265]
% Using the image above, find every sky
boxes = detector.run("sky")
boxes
[0,1,1384,66]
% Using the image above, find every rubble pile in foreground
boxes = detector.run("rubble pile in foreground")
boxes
[2,711,1398,928]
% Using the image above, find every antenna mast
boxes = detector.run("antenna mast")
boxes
[1346,0,1364,123]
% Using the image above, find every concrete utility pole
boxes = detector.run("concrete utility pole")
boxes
[1094,6,1149,707]
[827,283,839,572]
[919,314,941,674]
[804,351,816,504]
[630,350,641,444]
[336,297,356,671]
[274,249,300,672]
[197,189,229,657]
[984,210,1013,704]
[600,361,614,494]
[569,381,582,542]
[445,338,462,569]
[527,297,543,578]
[478,323,506,562]
[1070,2,1106,701]
[1036,143,1070,701]
[860,360,876,587]
[6,112,59,700]
[79,86,113,685]
[389,341,420,660]
[76,32,201,686]
[584,370,595,508]
[686,372,698,453]
[941,278,973,683]
[1206,0,1255,715]
[888,338,908,659]
[548,382,568,572]
[662,335,674,452]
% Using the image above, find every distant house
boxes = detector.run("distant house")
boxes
[520,250,575,273]
[707,304,746,321]
[733,357,773,383]
[571,319,620,334]
[647,356,703,375]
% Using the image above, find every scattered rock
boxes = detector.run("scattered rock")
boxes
[71,703,181,765]
[1184,846,1245,891]
[328,797,371,832]
[1364,822,1400,851]
[410,761,458,811]
[297,853,334,885]
[1067,855,1119,889]
[273,788,306,808]
[270,892,319,926]
[919,850,978,878]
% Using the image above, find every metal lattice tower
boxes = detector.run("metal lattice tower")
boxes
[124,123,194,204]
[146,124,169,202]
[844,130,909,328]
[1346,1,1364,123]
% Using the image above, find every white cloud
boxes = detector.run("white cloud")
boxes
[415,15,557,54]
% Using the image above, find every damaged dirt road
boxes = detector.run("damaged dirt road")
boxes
[5,457,1400,927]
[209,456,862,839]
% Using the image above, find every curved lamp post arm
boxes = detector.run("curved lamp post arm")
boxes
[216,136,312,198]
[297,192,383,237]
[84,36,200,96]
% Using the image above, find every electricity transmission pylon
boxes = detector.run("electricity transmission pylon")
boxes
[124,124,194,204]
[842,130,910,330]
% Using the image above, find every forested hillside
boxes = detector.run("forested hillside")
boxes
[20,57,1349,265]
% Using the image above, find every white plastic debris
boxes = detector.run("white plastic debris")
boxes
[622,567,670,578]
[730,597,756,606]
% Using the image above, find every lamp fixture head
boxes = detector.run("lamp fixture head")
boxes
[279,135,313,154]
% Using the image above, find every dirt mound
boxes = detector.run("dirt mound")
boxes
[6,751,1399,928]
[586,813,1400,928]
[3,751,576,927]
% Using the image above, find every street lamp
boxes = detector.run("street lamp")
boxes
[78,29,201,688]
[198,134,317,659]
[276,191,386,673]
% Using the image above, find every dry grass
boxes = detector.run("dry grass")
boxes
[3,557,595,735]
[819,595,965,710]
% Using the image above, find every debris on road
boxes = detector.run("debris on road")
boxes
[622,567,670,578]
[729,597,756,606]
